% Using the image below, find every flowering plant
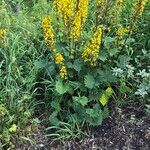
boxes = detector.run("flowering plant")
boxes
[35,0,148,126]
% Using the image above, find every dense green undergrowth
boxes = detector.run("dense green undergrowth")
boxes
[0,0,150,149]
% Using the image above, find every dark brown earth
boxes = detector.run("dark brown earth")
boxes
[5,101,150,150]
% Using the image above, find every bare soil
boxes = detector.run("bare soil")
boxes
[6,101,150,150]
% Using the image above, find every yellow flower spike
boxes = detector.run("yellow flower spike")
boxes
[0,29,6,37]
[116,0,123,5]
[96,0,104,7]
[77,0,89,23]
[82,26,103,66]
[42,16,55,51]
[116,26,127,47]
[9,124,17,133]
[0,28,7,47]
[133,0,148,17]
[53,0,76,26]
[60,66,68,80]
[116,26,127,37]
[99,87,113,106]
[70,14,82,42]
[129,0,148,33]
[55,52,64,65]
[70,0,89,42]
[113,0,124,25]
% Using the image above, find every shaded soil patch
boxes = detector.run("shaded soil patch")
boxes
[5,101,150,150]
[48,102,150,150]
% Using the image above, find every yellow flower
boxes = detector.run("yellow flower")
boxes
[0,29,6,37]
[133,0,148,17]
[129,0,148,33]
[0,28,7,47]
[42,16,55,51]
[116,26,127,47]
[77,0,89,24]
[60,66,67,79]
[55,52,64,65]
[113,0,124,25]
[70,0,89,42]
[116,26,126,37]
[96,0,104,7]
[82,26,103,66]
[70,14,82,42]
[116,0,123,5]
[53,0,76,26]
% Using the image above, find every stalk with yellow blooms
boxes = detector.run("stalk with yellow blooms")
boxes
[42,16,55,51]
[82,26,103,66]
[0,28,7,47]
[112,0,124,26]
[70,0,89,42]
[53,0,76,26]
[116,26,127,47]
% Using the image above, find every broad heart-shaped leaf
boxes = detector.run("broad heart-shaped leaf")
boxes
[99,50,108,62]
[107,48,119,56]
[73,59,82,72]
[86,109,97,117]
[118,55,131,69]
[86,104,100,118]
[102,106,109,119]
[73,96,89,106]
[104,36,115,49]
[49,111,60,126]
[97,69,116,83]
[34,59,47,69]
[51,100,61,112]
[88,115,102,126]
[55,80,69,95]
[84,74,95,89]
[86,104,103,125]
[99,87,113,106]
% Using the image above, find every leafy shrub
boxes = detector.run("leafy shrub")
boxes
[0,0,149,147]
[34,0,149,128]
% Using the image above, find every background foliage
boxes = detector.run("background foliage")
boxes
[0,0,149,148]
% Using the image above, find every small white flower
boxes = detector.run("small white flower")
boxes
[135,88,148,98]
[136,69,150,78]
[112,67,123,77]
[126,64,135,78]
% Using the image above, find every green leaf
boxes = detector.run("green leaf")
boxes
[73,96,89,106]
[99,50,108,62]
[86,104,103,125]
[89,115,102,126]
[49,111,60,126]
[73,59,82,72]
[86,109,96,117]
[9,124,17,133]
[118,55,131,69]
[55,80,69,95]
[86,105,99,118]
[99,87,113,106]
[84,74,95,89]
[102,106,109,119]
[51,100,61,111]
[34,59,47,69]
[104,36,115,49]
[107,48,119,56]
[66,62,74,68]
